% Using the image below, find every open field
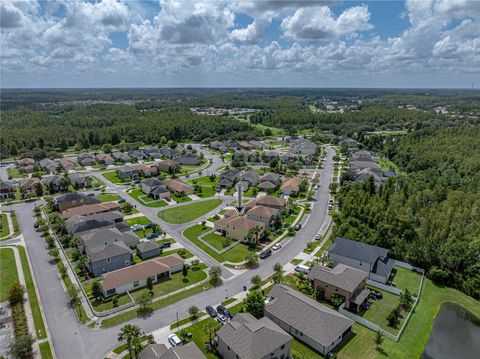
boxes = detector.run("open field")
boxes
[158,199,222,224]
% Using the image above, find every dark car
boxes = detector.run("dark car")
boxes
[117,198,126,203]
[369,290,383,300]
[33,222,39,229]
[216,305,232,319]
[294,223,302,231]
[159,241,171,249]
[87,193,95,196]
[206,306,217,318]
[133,179,141,184]
[99,166,107,170]
[144,223,154,229]
[146,232,159,239]
[259,249,272,259]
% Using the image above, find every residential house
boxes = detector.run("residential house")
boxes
[338,136,360,149]
[253,195,286,210]
[95,153,114,165]
[246,206,279,225]
[155,159,179,174]
[259,173,281,192]
[158,147,176,159]
[280,177,302,196]
[214,215,265,242]
[150,185,170,200]
[65,211,123,235]
[238,140,253,149]
[308,264,370,313]
[263,151,280,163]
[0,180,16,199]
[240,171,260,187]
[61,202,121,220]
[55,192,100,212]
[129,150,145,161]
[216,312,292,359]
[39,158,58,173]
[19,177,41,193]
[258,181,276,192]
[60,157,77,171]
[69,173,91,188]
[100,254,183,296]
[143,147,159,157]
[289,138,317,155]
[87,241,132,277]
[116,166,139,181]
[78,153,94,166]
[112,151,131,163]
[327,237,395,284]
[139,342,206,359]
[176,152,199,165]
[136,241,162,260]
[17,158,35,173]
[265,285,354,356]
[43,175,65,193]
[280,152,296,163]
[141,178,163,195]
[163,179,194,196]
[219,169,240,189]
[249,140,264,149]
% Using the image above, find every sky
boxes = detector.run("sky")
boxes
[1,0,479,88]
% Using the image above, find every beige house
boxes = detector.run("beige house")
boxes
[280,177,302,195]
[247,195,286,211]
[246,205,279,225]
[155,159,179,173]
[163,179,194,196]
[214,215,265,242]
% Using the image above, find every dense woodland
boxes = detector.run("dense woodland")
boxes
[335,126,480,299]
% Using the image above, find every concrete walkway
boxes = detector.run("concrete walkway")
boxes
[0,211,15,240]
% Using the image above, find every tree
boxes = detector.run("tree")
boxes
[400,289,414,311]
[188,305,200,319]
[49,247,59,260]
[315,286,325,301]
[330,293,345,308]
[272,262,284,284]
[244,252,259,268]
[146,277,154,293]
[118,324,142,359]
[182,264,189,282]
[138,292,153,316]
[375,330,384,349]
[58,262,67,279]
[209,266,222,287]
[76,255,89,276]
[7,282,25,305]
[250,274,262,288]
[112,296,119,307]
[91,281,103,303]
[244,290,265,318]
[387,306,400,328]
[9,335,34,359]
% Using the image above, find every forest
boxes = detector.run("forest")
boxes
[335,125,480,299]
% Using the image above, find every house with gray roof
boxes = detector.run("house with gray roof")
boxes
[55,192,100,212]
[79,227,139,253]
[65,211,123,235]
[69,173,91,188]
[265,285,353,356]
[136,241,162,260]
[141,178,163,195]
[176,152,199,165]
[0,180,16,199]
[219,169,241,188]
[39,158,58,173]
[139,342,206,359]
[112,151,131,163]
[308,264,370,312]
[129,150,145,161]
[289,138,317,155]
[116,166,139,181]
[216,312,292,359]
[87,241,132,277]
[327,237,394,284]
[43,175,66,193]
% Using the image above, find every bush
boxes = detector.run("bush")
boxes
[9,335,33,359]
[7,282,25,305]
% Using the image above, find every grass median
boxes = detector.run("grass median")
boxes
[157,199,222,224]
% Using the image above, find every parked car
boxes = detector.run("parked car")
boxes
[99,166,107,170]
[87,193,95,196]
[133,179,141,184]
[131,224,144,231]
[33,222,39,229]
[206,305,217,318]
[328,204,333,210]
[272,243,281,251]
[259,249,272,259]
[117,198,126,203]
[329,198,334,204]
[144,223,154,229]
[217,314,228,325]
[168,334,182,347]
[216,305,231,319]
[295,265,310,274]
[294,224,302,231]
[369,290,383,300]
[158,241,171,249]
[315,233,322,240]
[165,197,171,202]
[146,232,159,239]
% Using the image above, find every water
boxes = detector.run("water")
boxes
[422,302,480,359]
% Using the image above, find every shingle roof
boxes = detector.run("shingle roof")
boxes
[217,313,291,359]
[100,254,183,291]
[256,195,286,207]
[88,241,131,262]
[56,192,100,205]
[136,241,160,253]
[163,179,193,193]
[151,185,169,195]
[225,216,265,231]
[143,178,163,187]
[308,264,368,293]
[328,237,389,265]
[281,177,302,192]
[81,227,139,250]
[265,285,353,347]
[258,181,276,189]
[158,342,206,359]
[61,202,120,219]
[247,206,277,218]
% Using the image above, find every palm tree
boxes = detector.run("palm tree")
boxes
[118,324,142,359]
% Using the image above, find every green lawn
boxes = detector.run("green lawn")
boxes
[283,206,301,226]
[127,188,168,207]
[39,342,54,359]
[183,225,253,263]
[291,338,324,359]
[0,248,18,301]
[202,232,233,251]
[195,185,216,198]
[101,282,210,328]
[7,167,25,179]
[102,171,129,184]
[158,199,222,224]
[17,246,47,339]
[96,192,122,203]
[170,193,192,203]
[130,265,207,301]
[187,176,219,186]
[124,216,158,238]
[160,248,194,259]
[243,186,258,197]
[391,266,422,295]
[0,213,10,238]
[290,259,303,266]
[84,281,133,312]
[360,287,404,335]
[170,312,207,329]
[336,278,480,359]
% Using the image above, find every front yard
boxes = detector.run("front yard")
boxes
[157,199,222,224]
[127,188,168,208]
[96,192,122,203]
[102,171,129,184]
[186,176,219,186]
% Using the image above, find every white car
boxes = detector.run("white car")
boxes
[272,243,281,251]
[131,224,144,231]
[328,204,333,210]
[315,233,322,240]
[168,333,182,347]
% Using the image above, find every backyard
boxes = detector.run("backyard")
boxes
[391,266,422,295]
[124,216,159,238]
[127,188,167,208]
[157,199,222,224]
[183,224,253,263]
[84,281,133,312]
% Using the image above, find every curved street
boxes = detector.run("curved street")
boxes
[8,146,335,359]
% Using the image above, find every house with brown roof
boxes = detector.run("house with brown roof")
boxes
[247,195,286,211]
[139,342,206,359]
[69,173,92,188]
[95,153,114,165]
[17,158,35,173]
[163,179,194,196]
[280,177,302,196]
[216,312,292,359]
[19,177,41,193]
[265,285,353,356]
[246,206,279,225]
[215,215,265,242]
[61,201,121,219]
[155,159,179,174]
[100,254,184,296]
[308,264,370,313]
[0,180,16,199]
[55,192,100,212]
[60,157,77,171]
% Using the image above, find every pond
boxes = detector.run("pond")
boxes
[422,302,480,359]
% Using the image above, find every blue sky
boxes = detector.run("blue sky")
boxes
[1,0,479,88]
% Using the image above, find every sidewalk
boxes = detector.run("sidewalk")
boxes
[0,211,15,240]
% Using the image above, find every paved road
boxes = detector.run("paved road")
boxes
[11,147,335,359]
